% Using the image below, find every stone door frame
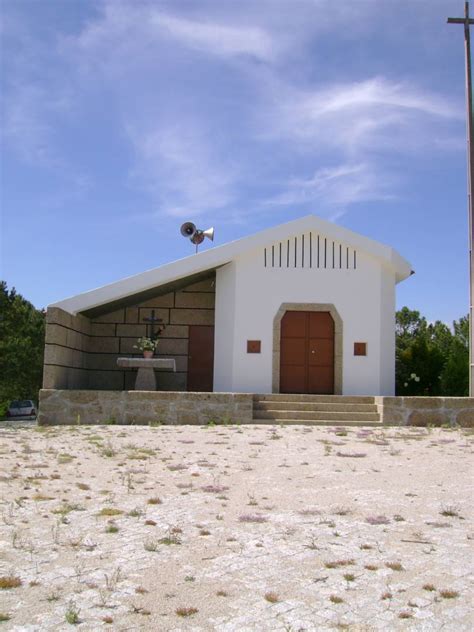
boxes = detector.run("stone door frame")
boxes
[272,303,343,394]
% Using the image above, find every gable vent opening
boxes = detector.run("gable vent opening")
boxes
[263,232,357,270]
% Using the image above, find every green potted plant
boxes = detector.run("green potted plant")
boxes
[133,336,158,358]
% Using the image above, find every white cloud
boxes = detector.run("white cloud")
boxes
[309,78,459,120]
[1,0,465,223]
[258,76,461,210]
[0,12,72,167]
[266,162,396,210]
[2,83,53,164]
[265,77,462,153]
[126,123,237,219]
[151,13,275,61]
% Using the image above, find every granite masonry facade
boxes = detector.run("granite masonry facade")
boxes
[43,276,215,392]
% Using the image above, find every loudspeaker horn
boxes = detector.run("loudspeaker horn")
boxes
[202,226,214,242]
[190,231,205,245]
[180,222,196,237]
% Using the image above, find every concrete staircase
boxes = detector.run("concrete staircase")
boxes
[252,394,382,426]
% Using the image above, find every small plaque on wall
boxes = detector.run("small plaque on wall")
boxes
[354,342,367,356]
[247,340,261,354]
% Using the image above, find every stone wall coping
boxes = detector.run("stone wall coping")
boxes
[41,390,474,401]
[40,389,254,399]
[117,357,176,370]
[376,396,474,407]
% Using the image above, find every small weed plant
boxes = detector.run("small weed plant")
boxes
[439,589,459,599]
[264,591,280,603]
[238,514,268,523]
[65,601,80,625]
[176,606,198,617]
[0,576,22,589]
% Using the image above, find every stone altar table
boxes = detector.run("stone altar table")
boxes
[117,357,176,391]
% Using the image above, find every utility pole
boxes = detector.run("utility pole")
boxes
[448,2,474,396]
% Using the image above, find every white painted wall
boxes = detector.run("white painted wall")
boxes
[379,268,396,395]
[214,263,237,391]
[213,242,398,395]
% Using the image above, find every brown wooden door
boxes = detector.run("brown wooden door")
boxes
[187,326,214,392]
[280,311,334,394]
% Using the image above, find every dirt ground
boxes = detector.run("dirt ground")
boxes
[0,423,472,631]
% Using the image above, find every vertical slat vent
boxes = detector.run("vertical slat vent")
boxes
[263,233,357,269]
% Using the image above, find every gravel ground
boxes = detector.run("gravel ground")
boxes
[0,423,472,631]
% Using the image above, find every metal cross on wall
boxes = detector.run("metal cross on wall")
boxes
[448,2,474,395]
[143,309,164,340]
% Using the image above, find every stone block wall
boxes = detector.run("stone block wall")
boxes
[43,308,91,389]
[87,276,215,390]
[43,276,216,391]
[38,390,474,426]
[38,389,253,425]
[375,396,474,427]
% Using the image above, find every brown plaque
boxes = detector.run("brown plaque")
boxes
[354,342,367,356]
[247,340,261,354]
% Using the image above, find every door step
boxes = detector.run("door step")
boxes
[254,402,378,413]
[252,394,381,425]
[254,394,376,404]
[255,410,380,422]
[251,418,382,427]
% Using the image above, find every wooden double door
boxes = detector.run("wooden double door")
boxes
[280,311,335,394]
[187,325,214,392]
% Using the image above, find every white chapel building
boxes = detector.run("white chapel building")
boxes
[45,215,412,396]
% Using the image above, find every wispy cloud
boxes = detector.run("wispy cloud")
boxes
[258,76,461,209]
[1,0,465,222]
[0,11,73,167]
[264,77,462,153]
[2,82,73,166]
[306,78,459,120]
[126,123,237,219]
[151,13,275,61]
[266,162,396,211]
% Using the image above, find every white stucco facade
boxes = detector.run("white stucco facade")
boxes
[214,242,398,395]
[50,215,412,396]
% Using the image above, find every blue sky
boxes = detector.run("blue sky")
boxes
[0,0,470,324]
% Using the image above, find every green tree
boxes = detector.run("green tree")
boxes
[396,307,442,395]
[428,320,453,359]
[439,316,469,396]
[396,306,428,342]
[0,281,45,413]
[396,307,468,396]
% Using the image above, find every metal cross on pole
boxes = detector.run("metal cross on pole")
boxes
[143,309,164,340]
[448,2,474,396]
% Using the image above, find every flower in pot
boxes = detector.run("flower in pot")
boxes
[133,336,158,358]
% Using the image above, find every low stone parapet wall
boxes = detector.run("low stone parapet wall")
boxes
[375,396,474,427]
[38,389,254,426]
[38,390,474,427]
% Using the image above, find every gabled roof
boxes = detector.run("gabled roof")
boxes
[50,215,412,315]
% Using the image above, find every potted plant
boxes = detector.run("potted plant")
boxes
[133,336,158,358]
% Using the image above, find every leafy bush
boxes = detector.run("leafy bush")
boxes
[0,281,45,408]
[396,307,468,396]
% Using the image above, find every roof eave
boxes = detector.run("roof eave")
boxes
[49,214,413,314]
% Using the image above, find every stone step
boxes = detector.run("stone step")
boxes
[253,409,380,422]
[253,402,378,413]
[253,394,376,404]
[251,418,383,427]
